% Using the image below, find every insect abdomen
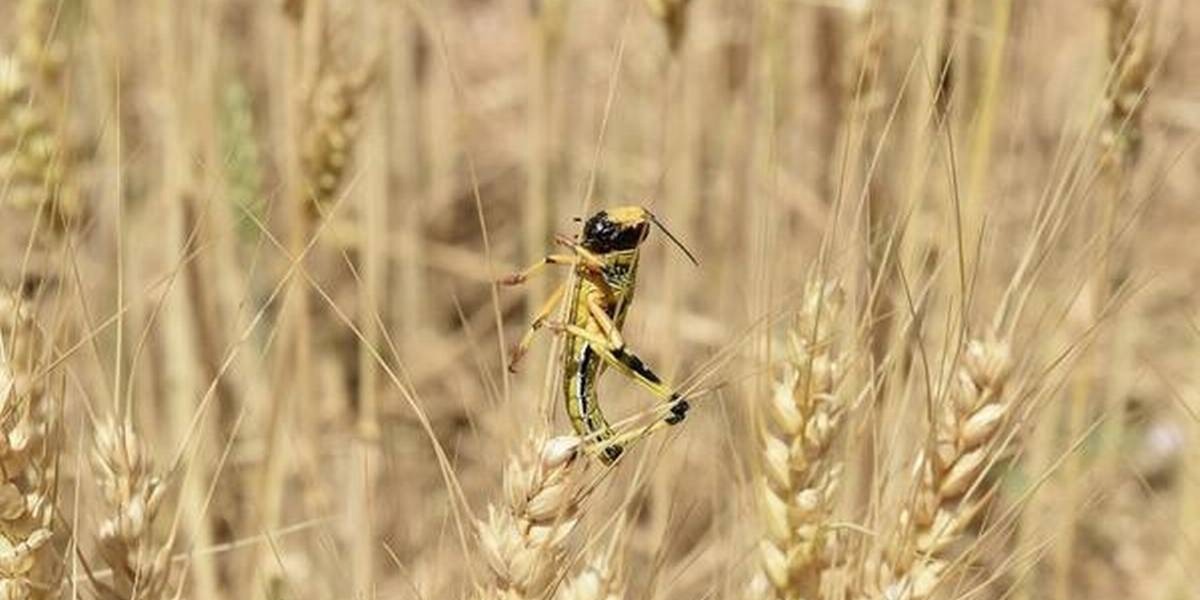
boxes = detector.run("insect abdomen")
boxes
[563,342,622,463]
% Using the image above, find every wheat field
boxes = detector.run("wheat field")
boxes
[0,0,1195,598]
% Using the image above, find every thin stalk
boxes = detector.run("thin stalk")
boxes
[352,4,387,593]
[386,7,425,362]
[154,1,219,596]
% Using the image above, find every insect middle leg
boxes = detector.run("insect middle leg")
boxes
[507,281,567,372]
[553,234,608,268]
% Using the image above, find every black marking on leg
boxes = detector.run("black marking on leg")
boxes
[664,393,689,425]
[600,445,624,465]
[611,348,662,384]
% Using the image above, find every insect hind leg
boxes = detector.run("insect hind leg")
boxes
[548,321,691,427]
[600,444,623,464]
[580,296,678,408]
[610,347,690,426]
[664,395,690,424]
[610,346,663,386]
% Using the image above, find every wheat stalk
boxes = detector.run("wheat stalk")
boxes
[91,420,172,600]
[752,280,845,600]
[474,435,594,600]
[0,293,61,599]
[866,338,1013,600]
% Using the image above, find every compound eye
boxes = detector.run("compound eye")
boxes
[583,212,611,239]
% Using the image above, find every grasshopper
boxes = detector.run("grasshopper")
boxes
[501,206,698,464]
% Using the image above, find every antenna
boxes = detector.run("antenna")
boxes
[647,211,699,267]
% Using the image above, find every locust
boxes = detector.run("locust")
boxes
[500,206,698,464]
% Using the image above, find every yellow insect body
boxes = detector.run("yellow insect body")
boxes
[502,205,695,464]
[561,248,639,462]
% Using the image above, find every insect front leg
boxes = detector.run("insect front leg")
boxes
[507,281,567,372]
[553,234,608,271]
[498,253,578,286]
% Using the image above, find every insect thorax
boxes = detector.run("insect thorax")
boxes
[600,252,639,291]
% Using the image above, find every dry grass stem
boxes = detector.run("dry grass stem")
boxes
[845,0,888,116]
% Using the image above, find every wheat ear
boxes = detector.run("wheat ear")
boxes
[0,292,61,599]
[16,0,68,86]
[556,509,628,600]
[869,338,1013,600]
[0,55,80,229]
[475,435,594,599]
[752,281,845,600]
[555,554,624,600]
[91,420,172,599]
[2,0,83,230]
[300,66,372,219]
[1100,0,1150,173]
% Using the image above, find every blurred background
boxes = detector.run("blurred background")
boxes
[0,0,1196,598]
